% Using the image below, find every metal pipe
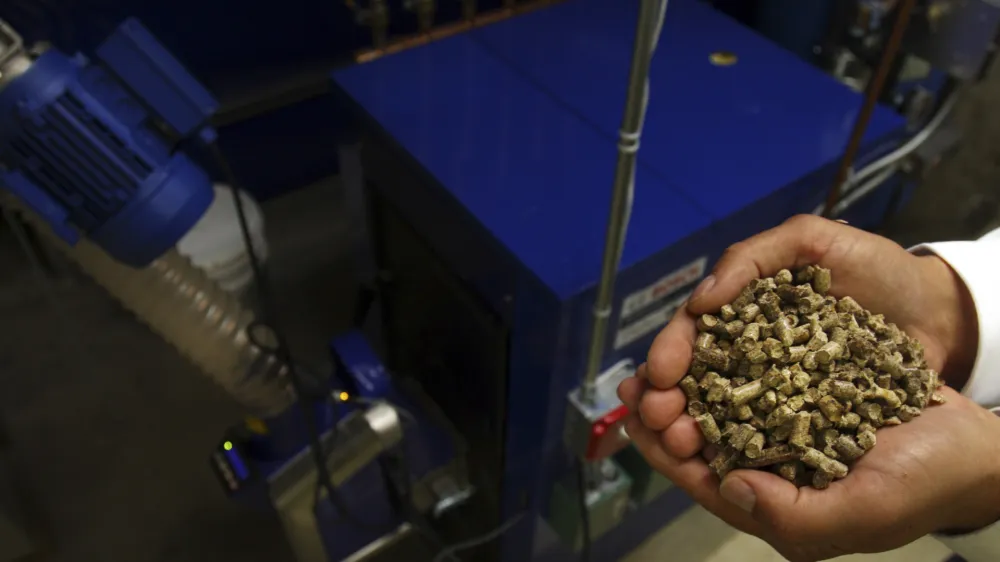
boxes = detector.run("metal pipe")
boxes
[809,89,959,217]
[581,0,663,404]
[822,0,917,217]
[353,0,563,64]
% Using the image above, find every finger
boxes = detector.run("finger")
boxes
[660,414,706,458]
[646,306,698,390]
[617,377,647,412]
[635,362,649,379]
[720,468,856,542]
[638,387,686,430]
[625,416,761,534]
[689,215,841,315]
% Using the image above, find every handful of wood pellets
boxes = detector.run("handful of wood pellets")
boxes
[681,266,945,489]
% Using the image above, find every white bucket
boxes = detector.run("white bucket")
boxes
[177,183,267,296]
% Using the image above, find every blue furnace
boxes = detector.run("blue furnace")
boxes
[332,0,905,560]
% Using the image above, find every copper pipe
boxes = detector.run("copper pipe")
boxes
[822,0,917,217]
[354,0,562,63]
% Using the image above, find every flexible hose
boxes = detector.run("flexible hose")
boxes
[5,198,296,416]
[810,90,960,217]
[852,91,959,185]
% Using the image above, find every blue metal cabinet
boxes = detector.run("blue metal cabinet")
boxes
[332,1,906,560]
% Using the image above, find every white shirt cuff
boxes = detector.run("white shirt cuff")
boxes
[910,234,1000,409]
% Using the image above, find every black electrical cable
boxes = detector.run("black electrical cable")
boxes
[352,283,378,328]
[208,143,382,532]
[575,459,592,562]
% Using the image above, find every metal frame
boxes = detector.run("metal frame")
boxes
[268,404,403,562]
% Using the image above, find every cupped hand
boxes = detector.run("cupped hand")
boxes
[616,215,996,561]
[620,382,1000,562]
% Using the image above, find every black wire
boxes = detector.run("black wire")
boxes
[575,459,592,562]
[208,143,382,532]
[352,283,378,328]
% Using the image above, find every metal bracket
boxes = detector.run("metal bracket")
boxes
[564,359,635,459]
[268,403,403,562]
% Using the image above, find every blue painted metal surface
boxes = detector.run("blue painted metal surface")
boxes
[470,0,905,221]
[213,331,458,558]
[334,33,712,298]
[95,18,218,141]
[0,19,215,266]
[332,2,911,561]
[331,332,457,478]
[336,0,908,298]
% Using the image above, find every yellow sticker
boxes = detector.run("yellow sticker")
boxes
[709,51,738,66]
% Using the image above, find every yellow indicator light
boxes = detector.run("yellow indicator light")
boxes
[339,391,350,402]
[244,416,269,435]
[223,441,233,451]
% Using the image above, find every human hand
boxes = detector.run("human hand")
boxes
[617,215,995,561]
[620,382,1000,561]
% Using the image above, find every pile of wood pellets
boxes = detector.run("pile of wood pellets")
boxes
[681,266,945,489]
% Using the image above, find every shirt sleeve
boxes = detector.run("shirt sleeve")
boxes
[911,228,1000,560]
[910,227,1000,409]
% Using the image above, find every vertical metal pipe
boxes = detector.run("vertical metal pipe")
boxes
[581,0,662,404]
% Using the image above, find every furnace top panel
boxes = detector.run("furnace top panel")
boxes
[333,0,905,297]
[334,34,711,297]
[471,0,906,220]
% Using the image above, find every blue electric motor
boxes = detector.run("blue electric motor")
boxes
[0,18,217,267]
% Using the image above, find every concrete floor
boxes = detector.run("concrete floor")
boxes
[626,504,954,562]
[1,57,999,562]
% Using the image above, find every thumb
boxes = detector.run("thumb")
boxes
[688,215,840,315]
[720,469,853,540]
[719,469,798,522]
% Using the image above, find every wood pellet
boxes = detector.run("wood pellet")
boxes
[684,265,945,488]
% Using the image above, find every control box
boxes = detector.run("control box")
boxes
[564,360,635,461]
[548,459,633,551]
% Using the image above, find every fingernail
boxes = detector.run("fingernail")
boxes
[624,417,637,438]
[720,477,756,513]
[691,275,716,301]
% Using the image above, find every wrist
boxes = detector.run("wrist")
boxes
[938,411,1000,534]
[918,255,978,388]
